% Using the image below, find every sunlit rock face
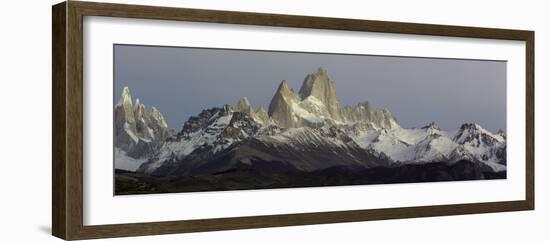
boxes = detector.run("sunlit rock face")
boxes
[114,87,171,158]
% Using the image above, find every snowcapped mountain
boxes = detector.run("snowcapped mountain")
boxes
[138,106,262,174]
[115,67,506,180]
[266,68,399,130]
[114,87,172,170]
[346,122,506,171]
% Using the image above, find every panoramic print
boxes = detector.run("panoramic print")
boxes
[113,45,507,195]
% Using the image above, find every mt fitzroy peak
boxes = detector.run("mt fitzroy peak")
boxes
[115,67,506,177]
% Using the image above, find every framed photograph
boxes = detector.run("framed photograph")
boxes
[52,1,534,240]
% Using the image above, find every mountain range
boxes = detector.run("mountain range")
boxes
[114,67,506,194]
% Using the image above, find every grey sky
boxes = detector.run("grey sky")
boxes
[114,44,506,132]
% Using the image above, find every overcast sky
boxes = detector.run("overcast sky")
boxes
[114,44,506,132]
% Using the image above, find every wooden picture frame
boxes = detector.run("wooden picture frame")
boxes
[52,1,534,240]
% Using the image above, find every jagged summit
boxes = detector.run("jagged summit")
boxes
[298,67,343,121]
[278,79,290,91]
[236,96,252,111]
[275,80,298,99]
[118,86,135,124]
[453,122,505,145]
[235,96,255,117]
[151,106,168,129]
[119,86,132,105]
[234,96,275,125]
[267,80,300,127]
[257,104,267,113]
[255,104,271,125]
[262,67,400,129]
[114,86,171,160]
[421,122,441,130]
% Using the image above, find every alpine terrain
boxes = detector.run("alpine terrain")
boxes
[114,67,506,195]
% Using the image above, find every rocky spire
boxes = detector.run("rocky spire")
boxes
[235,96,252,112]
[133,99,155,140]
[341,101,372,123]
[151,106,168,129]
[268,80,299,128]
[235,96,257,120]
[298,67,343,121]
[340,102,400,129]
[255,104,271,125]
[257,104,267,113]
[119,86,135,124]
[114,86,172,158]
[376,108,400,129]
